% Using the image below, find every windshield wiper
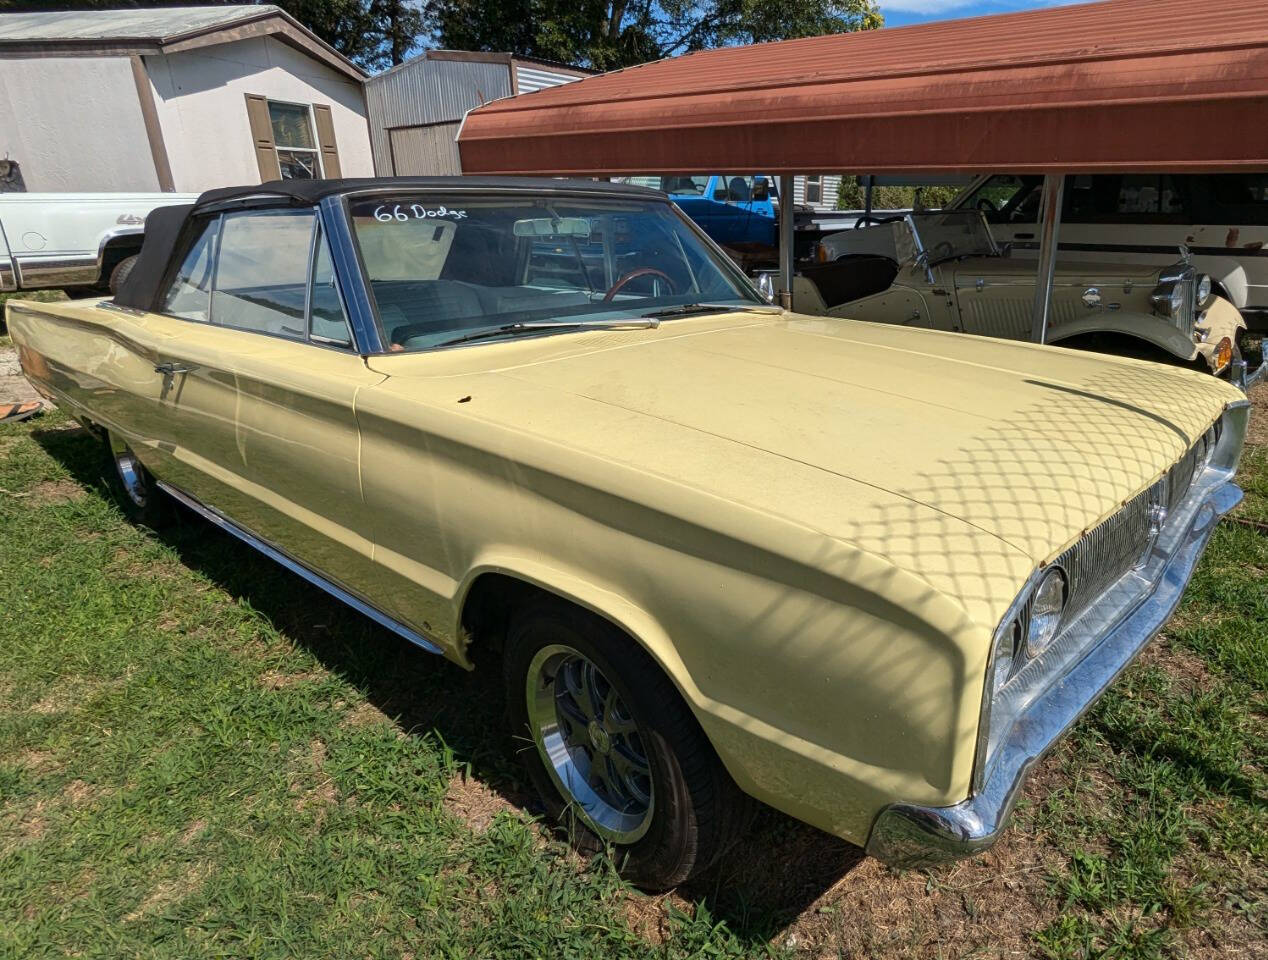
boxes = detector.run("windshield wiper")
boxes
[434,317,660,348]
[638,303,780,319]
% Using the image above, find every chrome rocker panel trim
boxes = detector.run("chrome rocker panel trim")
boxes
[156,480,444,657]
[865,478,1242,868]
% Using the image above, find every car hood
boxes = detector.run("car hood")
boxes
[368,312,1239,623]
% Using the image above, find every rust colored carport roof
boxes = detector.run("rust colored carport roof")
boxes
[456,0,1268,176]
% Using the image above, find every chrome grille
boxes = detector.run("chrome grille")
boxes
[1055,420,1220,625]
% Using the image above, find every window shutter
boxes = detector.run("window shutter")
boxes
[312,104,342,179]
[244,94,281,182]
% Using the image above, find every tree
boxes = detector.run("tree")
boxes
[0,0,423,70]
[429,0,882,71]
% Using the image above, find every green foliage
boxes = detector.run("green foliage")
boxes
[837,178,961,211]
[430,0,883,71]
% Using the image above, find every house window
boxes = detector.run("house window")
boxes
[268,101,322,180]
[805,175,822,205]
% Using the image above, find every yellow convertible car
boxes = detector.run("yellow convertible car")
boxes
[6,178,1252,890]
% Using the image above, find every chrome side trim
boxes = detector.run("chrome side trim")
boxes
[15,255,100,289]
[155,480,444,657]
[866,477,1242,868]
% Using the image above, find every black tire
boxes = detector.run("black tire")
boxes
[504,598,750,890]
[108,255,138,296]
[102,431,171,529]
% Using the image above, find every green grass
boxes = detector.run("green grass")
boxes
[0,406,1265,958]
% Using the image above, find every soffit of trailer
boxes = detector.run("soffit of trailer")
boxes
[456,0,1268,176]
[0,5,366,81]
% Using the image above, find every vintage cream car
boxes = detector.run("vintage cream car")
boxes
[801,211,1251,378]
[6,178,1252,890]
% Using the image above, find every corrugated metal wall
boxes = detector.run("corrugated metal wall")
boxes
[515,65,582,94]
[389,121,462,175]
[366,57,512,174]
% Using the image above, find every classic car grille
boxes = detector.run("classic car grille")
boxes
[1055,421,1220,626]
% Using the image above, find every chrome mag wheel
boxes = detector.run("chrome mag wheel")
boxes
[109,434,149,508]
[526,644,654,843]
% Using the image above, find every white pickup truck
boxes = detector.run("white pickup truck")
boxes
[0,192,196,296]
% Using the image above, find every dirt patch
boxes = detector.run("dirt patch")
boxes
[258,669,324,691]
[122,863,211,922]
[9,749,63,775]
[290,739,337,826]
[443,774,525,834]
[1140,636,1218,693]
[62,779,99,807]
[180,819,208,845]
[28,479,85,505]
[341,700,393,729]
[1248,382,1268,447]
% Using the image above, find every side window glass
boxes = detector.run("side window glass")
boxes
[309,227,353,347]
[211,210,316,339]
[162,217,220,321]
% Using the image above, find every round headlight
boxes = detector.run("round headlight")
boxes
[991,620,1023,696]
[1152,282,1184,319]
[1196,274,1212,307]
[1026,567,1067,658]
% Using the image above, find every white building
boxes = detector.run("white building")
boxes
[0,5,373,194]
[365,51,591,176]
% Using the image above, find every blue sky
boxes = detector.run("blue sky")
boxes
[878,0,1089,28]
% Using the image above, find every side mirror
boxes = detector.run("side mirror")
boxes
[752,178,770,202]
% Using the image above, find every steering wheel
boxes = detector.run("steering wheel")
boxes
[929,240,956,262]
[854,214,906,229]
[603,267,676,302]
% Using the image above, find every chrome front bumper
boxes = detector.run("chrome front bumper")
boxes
[865,477,1243,868]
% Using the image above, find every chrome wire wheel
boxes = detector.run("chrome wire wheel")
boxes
[109,434,149,508]
[526,643,654,843]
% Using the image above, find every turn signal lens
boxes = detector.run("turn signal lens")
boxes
[1026,567,1067,658]
[1215,337,1233,371]
[991,620,1023,696]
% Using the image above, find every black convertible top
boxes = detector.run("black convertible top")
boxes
[114,176,665,313]
[194,176,662,212]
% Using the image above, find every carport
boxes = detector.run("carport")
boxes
[455,0,1268,386]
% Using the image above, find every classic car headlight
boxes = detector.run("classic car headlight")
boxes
[1151,281,1185,320]
[1195,273,1212,307]
[1025,567,1067,658]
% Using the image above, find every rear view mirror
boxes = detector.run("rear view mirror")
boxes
[513,217,592,239]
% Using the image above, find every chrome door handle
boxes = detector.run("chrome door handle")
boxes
[154,362,192,375]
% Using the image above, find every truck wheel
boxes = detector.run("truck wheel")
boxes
[108,255,138,296]
[504,598,749,890]
[103,431,171,529]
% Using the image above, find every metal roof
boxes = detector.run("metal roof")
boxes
[0,5,274,42]
[457,0,1268,176]
[0,4,365,80]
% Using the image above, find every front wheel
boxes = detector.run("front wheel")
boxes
[505,599,750,890]
[103,431,171,529]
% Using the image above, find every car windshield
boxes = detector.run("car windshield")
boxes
[903,211,998,265]
[348,193,763,351]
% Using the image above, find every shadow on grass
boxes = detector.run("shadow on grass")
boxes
[33,423,864,942]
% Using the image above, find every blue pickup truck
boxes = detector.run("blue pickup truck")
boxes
[625,175,778,247]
